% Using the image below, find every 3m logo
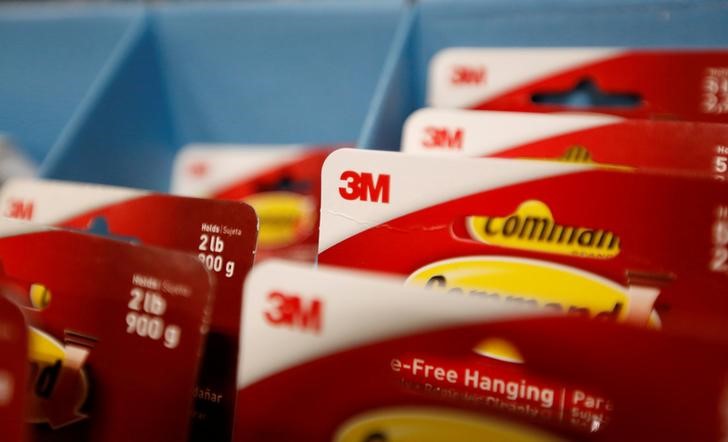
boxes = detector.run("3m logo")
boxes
[264,291,322,333]
[187,161,208,178]
[451,66,486,85]
[339,171,390,203]
[423,127,463,149]
[5,199,33,220]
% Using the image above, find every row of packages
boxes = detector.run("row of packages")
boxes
[1,48,728,442]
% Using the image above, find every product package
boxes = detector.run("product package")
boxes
[0,219,213,441]
[172,144,337,262]
[402,109,728,179]
[428,48,728,122]
[319,149,728,333]
[234,260,728,442]
[0,293,27,442]
[234,259,556,441]
[0,179,258,441]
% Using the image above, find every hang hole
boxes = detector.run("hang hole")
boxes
[276,175,312,193]
[363,432,388,442]
[531,78,642,109]
[86,216,141,244]
[255,174,312,194]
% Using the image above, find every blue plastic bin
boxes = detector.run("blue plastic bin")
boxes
[359,0,728,151]
[37,1,405,191]
[0,4,145,171]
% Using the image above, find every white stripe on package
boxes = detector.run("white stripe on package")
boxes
[319,149,592,252]
[428,48,623,108]
[0,179,145,224]
[402,109,622,156]
[238,260,540,389]
[171,145,310,197]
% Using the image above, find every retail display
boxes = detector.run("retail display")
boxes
[1,1,727,441]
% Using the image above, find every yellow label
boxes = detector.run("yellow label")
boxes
[466,200,620,259]
[554,145,632,172]
[243,191,315,250]
[406,256,656,326]
[473,338,524,363]
[28,327,65,365]
[559,145,593,163]
[335,408,565,442]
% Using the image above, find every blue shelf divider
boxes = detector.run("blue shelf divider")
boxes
[3,1,727,190]
[32,1,405,190]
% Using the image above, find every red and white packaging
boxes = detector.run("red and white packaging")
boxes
[172,144,337,262]
[428,48,728,122]
[0,219,213,441]
[402,109,728,179]
[0,179,258,441]
[234,260,728,442]
[318,149,728,333]
[0,293,27,442]
[234,259,563,441]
